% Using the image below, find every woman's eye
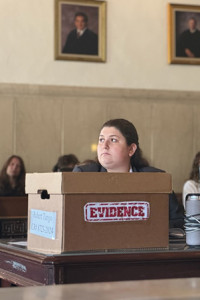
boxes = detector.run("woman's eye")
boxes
[111,138,117,142]
[99,138,104,143]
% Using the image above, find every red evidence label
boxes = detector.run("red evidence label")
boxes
[84,201,150,222]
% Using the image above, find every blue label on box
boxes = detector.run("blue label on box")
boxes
[30,209,56,240]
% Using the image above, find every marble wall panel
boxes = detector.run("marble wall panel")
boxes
[63,97,108,162]
[15,95,63,172]
[151,102,194,191]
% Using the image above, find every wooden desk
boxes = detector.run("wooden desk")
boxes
[1,277,200,299]
[0,197,28,238]
[1,238,200,286]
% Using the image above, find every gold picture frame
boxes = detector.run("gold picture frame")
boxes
[168,3,200,65]
[55,0,106,62]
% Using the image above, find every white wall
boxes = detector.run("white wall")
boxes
[1,0,200,91]
[1,0,200,193]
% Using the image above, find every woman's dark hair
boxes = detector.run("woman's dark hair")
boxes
[101,119,149,169]
[0,155,26,196]
[189,151,200,182]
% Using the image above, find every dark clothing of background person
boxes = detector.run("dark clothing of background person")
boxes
[0,184,25,197]
[62,28,98,55]
[177,29,200,57]
[73,162,184,229]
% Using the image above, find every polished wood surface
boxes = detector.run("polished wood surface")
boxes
[1,277,200,299]
[0,196,28,217]
[0,197,28,239]
[1,237,200,286]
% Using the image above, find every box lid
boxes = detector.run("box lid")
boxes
[25,172,172,194]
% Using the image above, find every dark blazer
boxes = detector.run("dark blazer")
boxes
[177,29,200,57]
[73,162,184,228]
[62,28,98,55]
[73,162,164,173]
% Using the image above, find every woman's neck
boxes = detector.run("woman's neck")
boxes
[9,176,16,188]
[107,165,131,173]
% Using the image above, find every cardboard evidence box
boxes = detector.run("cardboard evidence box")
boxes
[26,172,172,254]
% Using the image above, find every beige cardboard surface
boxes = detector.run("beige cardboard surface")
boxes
[26,173,62,195]
[63,193,169,252]
[27,194,64,254]
[27,173,171,254]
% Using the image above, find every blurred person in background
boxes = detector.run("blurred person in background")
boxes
[52,154,79,172]
[182,151,200,208]
[0,155,26,196]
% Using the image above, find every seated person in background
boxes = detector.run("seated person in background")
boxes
[73,118,184,228]
[52,154,79,172]
[182,151,200,208]
[77,159,97,166]
[0,155,26,196]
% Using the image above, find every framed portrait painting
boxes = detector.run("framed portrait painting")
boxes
[168,4,200,65]
[55,0,106,62]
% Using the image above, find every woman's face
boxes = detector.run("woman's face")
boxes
[6,157,21,177]
[97,126,137,172]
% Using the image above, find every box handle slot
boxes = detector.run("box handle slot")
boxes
[37,189,50,199]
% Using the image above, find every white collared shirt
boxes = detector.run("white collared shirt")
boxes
[77,28,87,37]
